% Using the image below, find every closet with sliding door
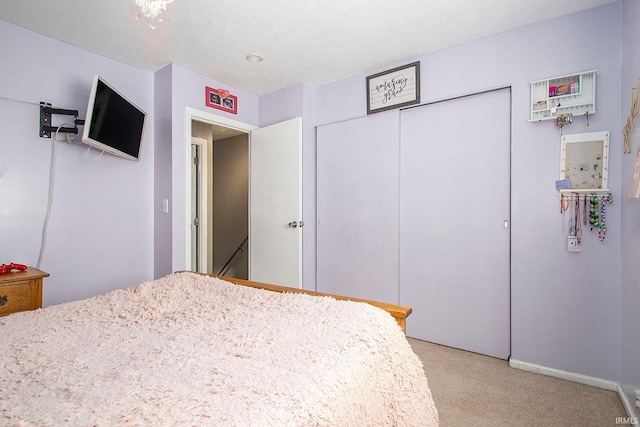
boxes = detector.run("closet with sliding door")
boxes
[317,88,511,359]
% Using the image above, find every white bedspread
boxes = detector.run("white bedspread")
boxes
[0,272,438,426]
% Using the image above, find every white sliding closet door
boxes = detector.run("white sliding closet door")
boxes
[316,111,400,304]
[400,89,511,359]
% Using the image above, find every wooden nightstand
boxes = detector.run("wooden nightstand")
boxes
[0,267,49,317]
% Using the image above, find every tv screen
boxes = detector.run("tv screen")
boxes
[81,76,146,161]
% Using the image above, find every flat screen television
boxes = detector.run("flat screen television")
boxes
[81,75,146,161]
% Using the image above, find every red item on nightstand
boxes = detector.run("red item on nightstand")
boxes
[0,263,28,274]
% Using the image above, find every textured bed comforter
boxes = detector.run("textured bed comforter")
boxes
[0,272,438,426]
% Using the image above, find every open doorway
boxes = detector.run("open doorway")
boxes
[185,108,303,288]
[191,120,249,279]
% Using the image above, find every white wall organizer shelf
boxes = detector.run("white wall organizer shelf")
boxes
[530,70,596,122]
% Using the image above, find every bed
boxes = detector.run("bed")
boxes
[0,271,439,426]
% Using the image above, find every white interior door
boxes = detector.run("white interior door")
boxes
[249,117,302,288]
[399,89,511,359]
[316,111,400,304]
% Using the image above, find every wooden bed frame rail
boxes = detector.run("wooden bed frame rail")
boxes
[192,273,412,334]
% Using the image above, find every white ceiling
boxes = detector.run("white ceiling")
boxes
[0,0,616,96]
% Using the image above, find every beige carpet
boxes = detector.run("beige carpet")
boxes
[408,338,627,427]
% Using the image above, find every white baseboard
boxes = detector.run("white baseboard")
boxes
[509,359,618,391]
[510,359,640,421]
[618,384,640,421]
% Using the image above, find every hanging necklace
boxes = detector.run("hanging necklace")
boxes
[589,195,599,231]
[561,195,570,233]
[574,195,582,241]
[598,195,606,241]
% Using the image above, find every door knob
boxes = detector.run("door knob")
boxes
[288,221,298,228]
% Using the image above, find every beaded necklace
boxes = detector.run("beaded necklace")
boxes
[589,195,599,231]
[598,195,607,241]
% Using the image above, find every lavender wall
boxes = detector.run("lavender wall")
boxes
[154,65,173,278]
[0,21,154,306]
[314,3,623,382]
[620,0,640,392]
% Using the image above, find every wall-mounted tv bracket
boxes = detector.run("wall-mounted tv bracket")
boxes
[39,102,85,138]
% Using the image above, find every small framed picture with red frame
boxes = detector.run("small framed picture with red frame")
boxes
[205,87,237,114]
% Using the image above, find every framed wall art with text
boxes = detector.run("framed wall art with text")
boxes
[366,61,420,114]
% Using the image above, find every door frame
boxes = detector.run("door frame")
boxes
[185,107,257,274]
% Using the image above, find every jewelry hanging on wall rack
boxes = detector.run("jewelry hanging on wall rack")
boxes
[589,195,599,231]
[573,195,582,242]
[560,194,570,213]
[598,195,606,241]
[559,192,612,242]
[558,192,612,200]
[560,194,570,233]
[597,195,612,241]
[556,114,573,135]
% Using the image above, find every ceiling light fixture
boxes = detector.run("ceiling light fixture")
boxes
[135,0,174,29]
[246,54,263,63]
